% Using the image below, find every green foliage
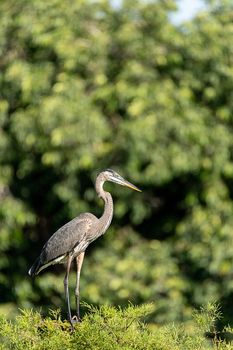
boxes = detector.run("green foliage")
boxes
[0,0,233,332]
[0,303,230,350]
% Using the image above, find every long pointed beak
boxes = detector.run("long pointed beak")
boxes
[112,175,141,192]
[122,179,141,192]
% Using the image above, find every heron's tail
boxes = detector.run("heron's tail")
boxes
[28,257,41,277]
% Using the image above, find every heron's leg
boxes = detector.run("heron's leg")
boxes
[75,251,85,321]
[64,254,73,327]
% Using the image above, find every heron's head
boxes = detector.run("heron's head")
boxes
[101,169,141,192]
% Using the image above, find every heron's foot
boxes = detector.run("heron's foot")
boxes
[71,315,82,324]
[68,316,81,332]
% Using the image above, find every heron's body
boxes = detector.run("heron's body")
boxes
[28,169,140,329]
[29,213,98,275]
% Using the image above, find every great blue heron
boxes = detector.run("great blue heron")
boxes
[28,169,141,328]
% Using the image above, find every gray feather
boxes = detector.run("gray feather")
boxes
[29,213,97,275]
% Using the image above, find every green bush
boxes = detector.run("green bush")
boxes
[1,0,233,329]
[0,303,230,350]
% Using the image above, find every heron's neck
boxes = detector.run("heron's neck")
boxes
[99,192,113,234]
[96,176,114,234]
